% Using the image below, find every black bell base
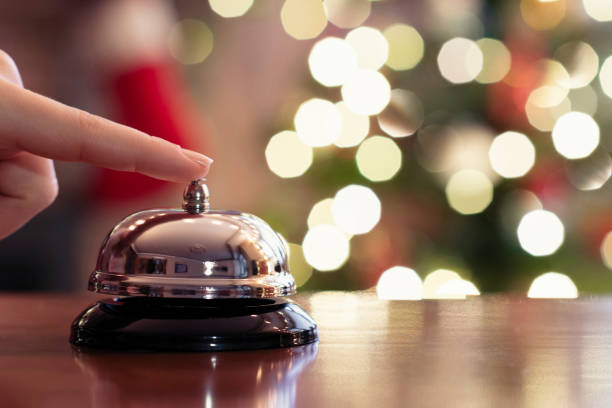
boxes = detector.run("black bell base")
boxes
[70,297,318,352]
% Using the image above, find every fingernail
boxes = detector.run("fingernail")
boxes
[181,149,214,168]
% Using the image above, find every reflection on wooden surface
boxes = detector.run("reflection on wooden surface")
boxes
[2,292,612,407]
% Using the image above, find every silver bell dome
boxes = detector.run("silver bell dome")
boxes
[89,180,295,299]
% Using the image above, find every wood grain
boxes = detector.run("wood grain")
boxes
[1,292,612,407]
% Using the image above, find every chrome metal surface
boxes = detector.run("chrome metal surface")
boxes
[89,181,295,298]
[183,179,210,214]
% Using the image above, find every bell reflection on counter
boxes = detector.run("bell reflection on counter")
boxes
[70,180,318,351]
[73,343,318,407]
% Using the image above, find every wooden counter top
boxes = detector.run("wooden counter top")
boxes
[1,292,612,407]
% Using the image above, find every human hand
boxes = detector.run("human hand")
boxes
[0,50,212,239]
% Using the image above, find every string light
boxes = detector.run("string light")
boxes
[383,24,424,71]
[334,101,370,148]
[377,89,424,138]
[208,0,253,18]
[423,269,461,299]
[345,26,389,70]
[601,232,612,270]
[552,112,600,160]
[445,169,494,215]
[582,0,612,22]
[355,136,402,182]
[265,131,313,178]
[332,185,381,235]
[307,198,335,229]
[323,0,371,29]
[488,131,536,178]
[308,37,358,87]
[437,38,483,84]
[302,224,350,271]
[341,69,391,115]
[168,19,214,65]
[599,56,612,98]
[294,98,342,147]
[288,243,313,287]
[280,0,327,40]
[475,38,511,84]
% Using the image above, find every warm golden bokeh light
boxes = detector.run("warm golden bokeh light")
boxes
[307,198,335,229]
[554,42,599,89]
[525,91,571,132]
[288,243,313,287]
[423,269,461,299]
[520,0,566,30]
[281,0,327,40]
[583,0,612,21]
[517,210,565,256]
[445,169,494,215]
[601,232,612,270]
[475,38,512,84]
[488,131,536,178]
[334,101,370,148]
[552,111,600,160]
[437,38,483,84]
[599,56,612,98]
[436,279,481,299]
[376,266,423,300]
[377,89,424,138]
[208,0,253,18]
[265,131,313,178]
[302,224,350,271]
[345,26,389,70]
[527,272,578,299]
[341,69,391,115]
[168,19,214,65]
[355,136,402,182]
[323,0,371,29]
[332,185,381,235]
[294,98,342,147]
[383,24,424,71]
[308,37,358,87]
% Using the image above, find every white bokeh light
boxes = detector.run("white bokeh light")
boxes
[517,210,565,256]
[376,266,423,300]
[583,0,612,22]
[341,70,391,115]
[208,0,253,18]
[332,185,381,235]
[308,37,358,87]
[436,279,480,299]
[601,231,612,270]
[423,269,461,299]
[345,26,389,70]
[307,198,335,229]
[552,111,600,160]
[527,272,578,299]
[599,56,612,98]
[265,131,313,178]
[355,136,402,182]
[488,131,536,178]
[294,98,342,147]
[302,224,350,271]
[437,37,483,84]
[445,169,494,215]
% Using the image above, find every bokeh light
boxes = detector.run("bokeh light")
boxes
[377,89,424,138]
[437,38,483,84]
[445,169,494,215]
[308,37,358,87]
[265,131,313,178]
[345,27,389,70]
[281,0,327,40]
[488,131,536,178]
[376,266,423,300]
[334,101,370,148]
[583,0,612,22]
[554,42,599,89]
[525,90,571,132]
[601,232,612,270]
[517,210,565,256]
[475,38,512,84]
[294,98,342,147]
[520,0,566,31]
[527,272,578,299]
[168,19,214,65]
[323,0,371,29]
[565,148,612,191]
[288,243,313,287]
[552,111,600,160]
[307,198,335,229]
[423,269,460,299]
[383,24,424,71]
[302,224,350,271]
[599,56,612,98]
[436,279,481,299]
[341,69,391,115]
[355,136,402,181]
[332,185,381,235]
[355,136,402,182]
[208,0,253,18]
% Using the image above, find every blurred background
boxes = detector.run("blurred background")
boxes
[1,0,611,299]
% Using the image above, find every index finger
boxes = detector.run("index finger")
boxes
[0,79,212,182]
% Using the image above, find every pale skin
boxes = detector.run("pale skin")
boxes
[0,50,213,239]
